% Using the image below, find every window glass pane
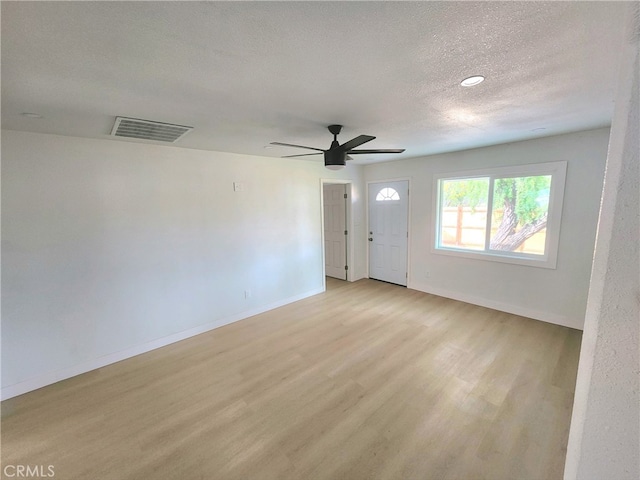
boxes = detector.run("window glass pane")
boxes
[433,162,565,268]
[376,187,400,201]
[489,175,551,255]
[439,177,489,251]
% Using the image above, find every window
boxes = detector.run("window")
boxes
[433,161,567,268]
[376,187,400,201]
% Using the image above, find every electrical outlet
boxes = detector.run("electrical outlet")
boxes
[244,290,251,299]
[233,182,243,192]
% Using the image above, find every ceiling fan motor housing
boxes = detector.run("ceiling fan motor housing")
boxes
[324,149,346,168]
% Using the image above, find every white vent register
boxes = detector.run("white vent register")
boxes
[111,117,193,142]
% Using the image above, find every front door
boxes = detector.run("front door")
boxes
[368,180,409,286]
[323,183,347,280]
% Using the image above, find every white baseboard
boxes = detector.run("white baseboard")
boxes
[408,281,583,330]
[1,287,324,401]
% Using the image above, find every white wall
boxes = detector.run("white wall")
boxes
[1,130,365,398]
[564,6,640,478]
[365,128,611,329]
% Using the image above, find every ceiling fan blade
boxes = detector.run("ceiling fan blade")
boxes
[347,149,406,154]
[339,135,375,151]
[281,153,322,158]
[270,142,325,152]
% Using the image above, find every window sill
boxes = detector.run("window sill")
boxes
[432,246,557,269]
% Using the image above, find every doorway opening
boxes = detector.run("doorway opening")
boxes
[321,181,352,285]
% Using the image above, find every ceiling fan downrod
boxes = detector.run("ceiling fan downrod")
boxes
[328,124,342,150]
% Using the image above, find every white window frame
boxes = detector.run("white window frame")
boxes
[432,161,567,269]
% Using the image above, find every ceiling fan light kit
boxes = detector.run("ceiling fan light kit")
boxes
[324,149,347,170]
[271,124,405,169]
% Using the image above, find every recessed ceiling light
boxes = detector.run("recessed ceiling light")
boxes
[21,112,43,118]
[460,75,485,87]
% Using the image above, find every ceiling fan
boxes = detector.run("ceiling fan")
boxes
[271,124,405,170]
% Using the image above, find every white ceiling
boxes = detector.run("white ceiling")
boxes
[1,1,630,165]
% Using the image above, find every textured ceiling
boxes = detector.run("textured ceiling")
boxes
[1,1,630,165]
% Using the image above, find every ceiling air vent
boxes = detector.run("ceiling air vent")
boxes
[111,117,193,143]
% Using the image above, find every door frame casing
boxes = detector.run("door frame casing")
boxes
[366,178,412,285]
[320,179,353,289]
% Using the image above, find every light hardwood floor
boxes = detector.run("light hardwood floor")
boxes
[1,278,582,480]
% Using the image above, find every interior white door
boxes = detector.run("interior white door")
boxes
[368,180,409,286]
[323,184,347,280]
